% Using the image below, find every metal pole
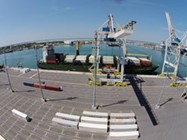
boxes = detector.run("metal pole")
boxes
[4,52,14,92]
[155,66,168,109]
[120,39,126,81]
[35,46,46,102]
[92,32,98,109]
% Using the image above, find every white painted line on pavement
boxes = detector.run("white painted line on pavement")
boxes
[29,72,39,79]
[17,73,25,77]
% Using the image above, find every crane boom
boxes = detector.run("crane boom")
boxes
[165,12,175,38]
[108,21,136,38]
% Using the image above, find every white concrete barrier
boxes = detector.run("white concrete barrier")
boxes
[52,117,78,128]
[79,122,108,132]
[12,109,32,122]
[0,135,5,140]
[110,112,135,118]
[110,118,137,124]
[83,111,108,117]
[55,112,80,121]
[81,116,108,124]
[109,131,139,139]
[110,124,138,131]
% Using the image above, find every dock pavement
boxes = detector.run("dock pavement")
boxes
[0,68,186,140]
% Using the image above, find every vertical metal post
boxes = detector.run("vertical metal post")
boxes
[120,39,126,81]
[35,46,46,102]
[155,66,168,109]
[92,32,98,109]
[4,52,14,92]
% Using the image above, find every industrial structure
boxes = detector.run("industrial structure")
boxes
[162,12,187,84]
[90,14,136,87]
[90,14,136,109]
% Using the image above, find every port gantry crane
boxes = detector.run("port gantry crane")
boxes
[162,12,187,85]
[90,14,136,87]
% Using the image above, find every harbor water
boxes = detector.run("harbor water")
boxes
[0,44,187,77]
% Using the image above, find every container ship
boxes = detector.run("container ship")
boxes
[38,45,158,74]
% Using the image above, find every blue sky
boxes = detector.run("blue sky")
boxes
[0,0,187,46]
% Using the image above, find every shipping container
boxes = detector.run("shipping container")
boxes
[140,58,151,67]
[127,57,141,66]
[47,55,55,59]
[47,58,56,64]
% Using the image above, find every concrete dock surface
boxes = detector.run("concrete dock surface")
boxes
[0,68,186,140]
